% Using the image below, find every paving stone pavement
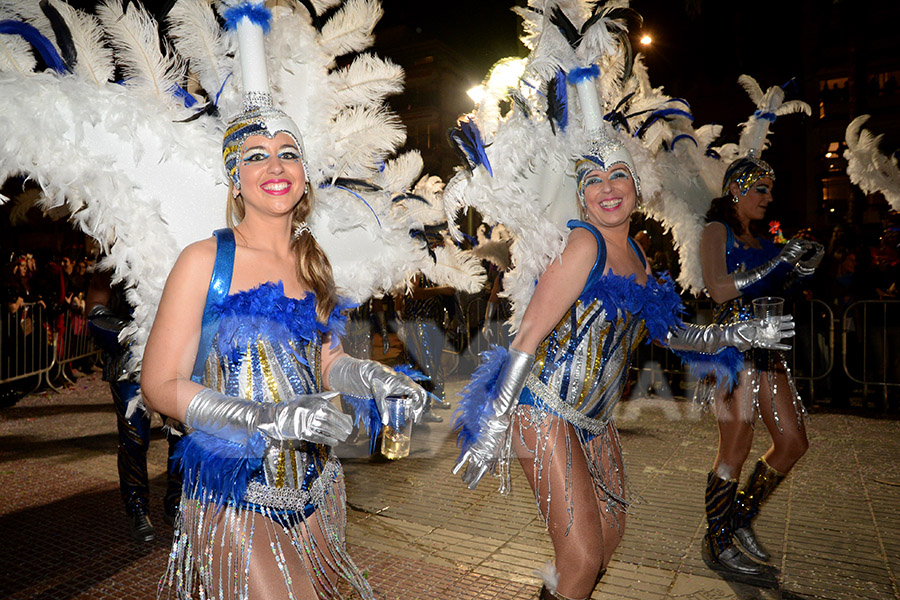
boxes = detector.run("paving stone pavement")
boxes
[1,367,898,600]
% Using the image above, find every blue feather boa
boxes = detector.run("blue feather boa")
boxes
[579,271,684,343]
[222,2,272,33]
[211,283,348,365]
[451,345,508,457]
[174,431,267,505]
[673,346,745,390]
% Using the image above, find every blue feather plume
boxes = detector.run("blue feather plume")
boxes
[0,19,68,74]
[669,134,698,151]
[222,2,272,33]
[174,431,267,505]
[449,117,493,176]
[566,64,600,85]
[547,69,568,134]
[451,345,508,457]
[673,346,745,390]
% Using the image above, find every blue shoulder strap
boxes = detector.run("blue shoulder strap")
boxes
[567,219,606,287]
[190,228,235,383]
[713,220,735,254]
[627,237,647,269]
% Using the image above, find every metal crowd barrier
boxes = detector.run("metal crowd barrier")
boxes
[1,302,100,394]
[841,300,900,408]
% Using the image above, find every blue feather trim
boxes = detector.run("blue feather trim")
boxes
[566,64,600,84]
[0,19,68,74]
[455,118,493,176]
[393,363,431,382]
[753,109,777,122]
[579,272,684,343]
[670,134,698,150]
[451,345,508,457]
[174,431,267,504]
[674,346,744,390]
[222,3,272,33]
[341,394,382,453]
[211,283,349,363]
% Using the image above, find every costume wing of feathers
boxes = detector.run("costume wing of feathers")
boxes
[844,115,900,211]
[0,0,481,382]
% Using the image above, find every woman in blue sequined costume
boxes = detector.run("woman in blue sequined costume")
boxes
[141,90,426,599]
[693,156,823,578]
[451,125,793,600]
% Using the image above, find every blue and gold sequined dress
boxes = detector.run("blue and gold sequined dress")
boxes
[160,229,373,600]
[690,221,805,430]
[456,220,683,528]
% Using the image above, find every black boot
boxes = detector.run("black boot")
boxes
[129,507,156,542]
[702,472,763,576]
[732,458,786,562]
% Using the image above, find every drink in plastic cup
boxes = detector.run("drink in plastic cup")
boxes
[752,296,784,340]
[380,396,411,460]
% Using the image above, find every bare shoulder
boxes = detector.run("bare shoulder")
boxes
[563,226,599,261]
[163,236,217,295]
[702,221,727,244]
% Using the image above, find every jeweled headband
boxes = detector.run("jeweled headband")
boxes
[575,125,642,202]
[223,92,306,189]
[722,155,775,196]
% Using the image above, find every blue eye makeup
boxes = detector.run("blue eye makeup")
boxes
[278,148,301,161]
[755,185,770,194]
[610,170,629,180]
[241,148,269,163]
[584,176,603,187]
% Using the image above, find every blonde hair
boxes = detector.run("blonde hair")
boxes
[226,185,338,324]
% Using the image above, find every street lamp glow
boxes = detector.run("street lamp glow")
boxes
[640,35,652,45]
[468,57,527,105]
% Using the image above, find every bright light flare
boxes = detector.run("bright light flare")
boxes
[468,57,527,105]
[467,85,485,104]
[640,35,652,45]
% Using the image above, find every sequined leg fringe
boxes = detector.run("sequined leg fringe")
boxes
[511,405,629,536]
[158,457,373,600]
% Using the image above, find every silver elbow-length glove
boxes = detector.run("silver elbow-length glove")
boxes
[794,242,824,277]
[328,356,427,425]
[665,317,795,353]
[453,348,534,489]
[185,388,353,447]
[733,238,811,291]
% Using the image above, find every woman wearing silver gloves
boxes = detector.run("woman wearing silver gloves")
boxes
[141,92,426,599]
[691,155,823,579]
[452,123,795,600]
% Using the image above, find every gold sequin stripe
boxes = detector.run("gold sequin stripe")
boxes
[258,338,288,488]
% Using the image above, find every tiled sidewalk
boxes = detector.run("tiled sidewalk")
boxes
[1,370,898,599]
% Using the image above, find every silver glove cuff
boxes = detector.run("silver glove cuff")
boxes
[665,323,752,354]
[494,349,534,417]
[732,258,777,292]
[185,387,259,443]
[328,356,372,398]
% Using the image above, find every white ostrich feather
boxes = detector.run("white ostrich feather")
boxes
[167,0,232,103]
[0,25,36,73]
[737,73,763,105]
[472,240,512,271]
[373,150,423,192]
[845,115,900,211]
[97,0,187,106]
[318,0,381,59]
[47,0,114,85]
[328,104,405,178]
[423,245,486,294]
[311,0,342,13]
[330,52,403,108]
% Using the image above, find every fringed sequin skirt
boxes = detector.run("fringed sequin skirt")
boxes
[693,348,807,432]
[159,455,373,600]
[500,401,629,536]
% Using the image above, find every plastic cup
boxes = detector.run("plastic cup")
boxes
[752,296,784,339]
[380,396,411,460]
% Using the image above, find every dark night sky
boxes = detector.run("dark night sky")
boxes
[375,0,810,142]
